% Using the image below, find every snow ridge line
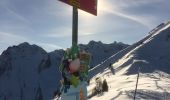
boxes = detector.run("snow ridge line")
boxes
[89,21,170,78]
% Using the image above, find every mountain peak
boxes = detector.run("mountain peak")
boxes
[18,42,30,46]
[1,42,47,57]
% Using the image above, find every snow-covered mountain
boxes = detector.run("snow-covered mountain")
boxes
[88,21,170,100]
[0,41,128,100]
[0,42,62,100]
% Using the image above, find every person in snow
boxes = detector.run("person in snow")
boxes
[109,63,115,75]
[95,77,103,95]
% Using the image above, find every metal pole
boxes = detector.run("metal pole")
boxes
[72,6,78,45]
[134,67,140,100]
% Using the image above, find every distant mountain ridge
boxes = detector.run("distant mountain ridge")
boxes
[79,41,129,67]
[0,41,128,100]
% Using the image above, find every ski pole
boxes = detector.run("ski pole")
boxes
[134,67,140,100]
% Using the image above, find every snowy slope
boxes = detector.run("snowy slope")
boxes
[89,21,170,78]
[88,21,170,100]
[114,21,170,75]
[88,70,170,100]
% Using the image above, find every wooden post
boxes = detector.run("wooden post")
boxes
[72,6,78,45]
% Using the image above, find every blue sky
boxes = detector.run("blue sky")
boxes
[0,0,170,54]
